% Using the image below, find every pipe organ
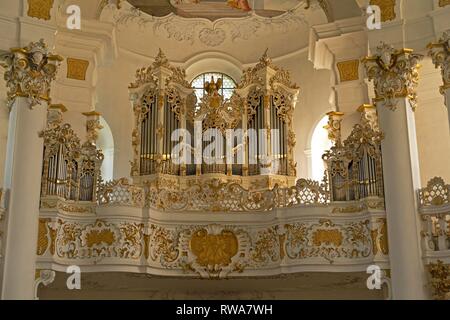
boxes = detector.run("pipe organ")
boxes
[323,106,384,202]
[129,50,299,190]
[40,105,104,202]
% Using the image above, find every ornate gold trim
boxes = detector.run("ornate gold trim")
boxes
[67,58,89,81]
[336,60,359,82]
[1,40,62,108]
[370,0,396,22]
[362,43,423,111]
[428,260,450,300]
[27,0,54,20]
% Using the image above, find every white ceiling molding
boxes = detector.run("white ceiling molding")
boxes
[101,1,322,48]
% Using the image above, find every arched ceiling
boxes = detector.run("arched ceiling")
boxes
[64,0,362,64]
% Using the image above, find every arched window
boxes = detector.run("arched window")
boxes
[97,117,114,182]
[311,115,332,181]
[191,72,236,101]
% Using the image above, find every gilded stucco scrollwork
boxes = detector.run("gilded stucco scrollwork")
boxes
[362,42,423,111]
[51,220,145,261]
[428,260,450,300]
[285,219,372,263]
[1,39,63,108]
[39,216,388,279]
[112,2,311,48]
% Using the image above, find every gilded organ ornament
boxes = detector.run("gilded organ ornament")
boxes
[1,39,63,108]
[362,42,423,111]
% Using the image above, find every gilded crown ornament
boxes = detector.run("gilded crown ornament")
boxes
[362,42,423,111]
[0,39,63,109]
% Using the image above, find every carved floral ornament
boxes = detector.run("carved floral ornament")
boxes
[36,216,389,279]
[428,30,450,95]
[362,42,423,111]
[428,260,450,300]
[0,39,63,109]
[106,1,325,48]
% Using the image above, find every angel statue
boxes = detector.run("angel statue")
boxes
[204,76,223,96]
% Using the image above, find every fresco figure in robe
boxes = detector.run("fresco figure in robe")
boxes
[227,0,252,11]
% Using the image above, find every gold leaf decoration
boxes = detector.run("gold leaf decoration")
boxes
[337,60,360,82]
[27,0,54,20]
[370,0,396,22]
[67,58,89,81]
[37,218,50,255]
[190,229,238,267]
[312,229,343,247]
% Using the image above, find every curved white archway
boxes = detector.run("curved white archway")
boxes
[184,52,242,83]
[310,115,332,181]
[97,117,114,182]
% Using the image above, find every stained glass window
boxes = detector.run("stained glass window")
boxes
[191,72,236,102]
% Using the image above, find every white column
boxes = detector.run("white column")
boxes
[1,98,47,299]
[363,43,429,299]
[0,40,62,299]
[376,98,428,299]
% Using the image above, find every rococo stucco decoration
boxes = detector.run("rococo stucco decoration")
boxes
[0,39,63,109]
[428,260,450,300]
[36,216,389,279]
[428,30,450,96]
[108,2,317,47]
[362,42,423,111]
[27,0,54,21]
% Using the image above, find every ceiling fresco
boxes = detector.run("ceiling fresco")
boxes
[127,0,309,20]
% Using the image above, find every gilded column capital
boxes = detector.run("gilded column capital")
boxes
[362,42,423,111]
[428,30,450,95]
[82,111,103,147]
[0,39,63,109]
[324,111,344,146]
[358,104,380,133]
